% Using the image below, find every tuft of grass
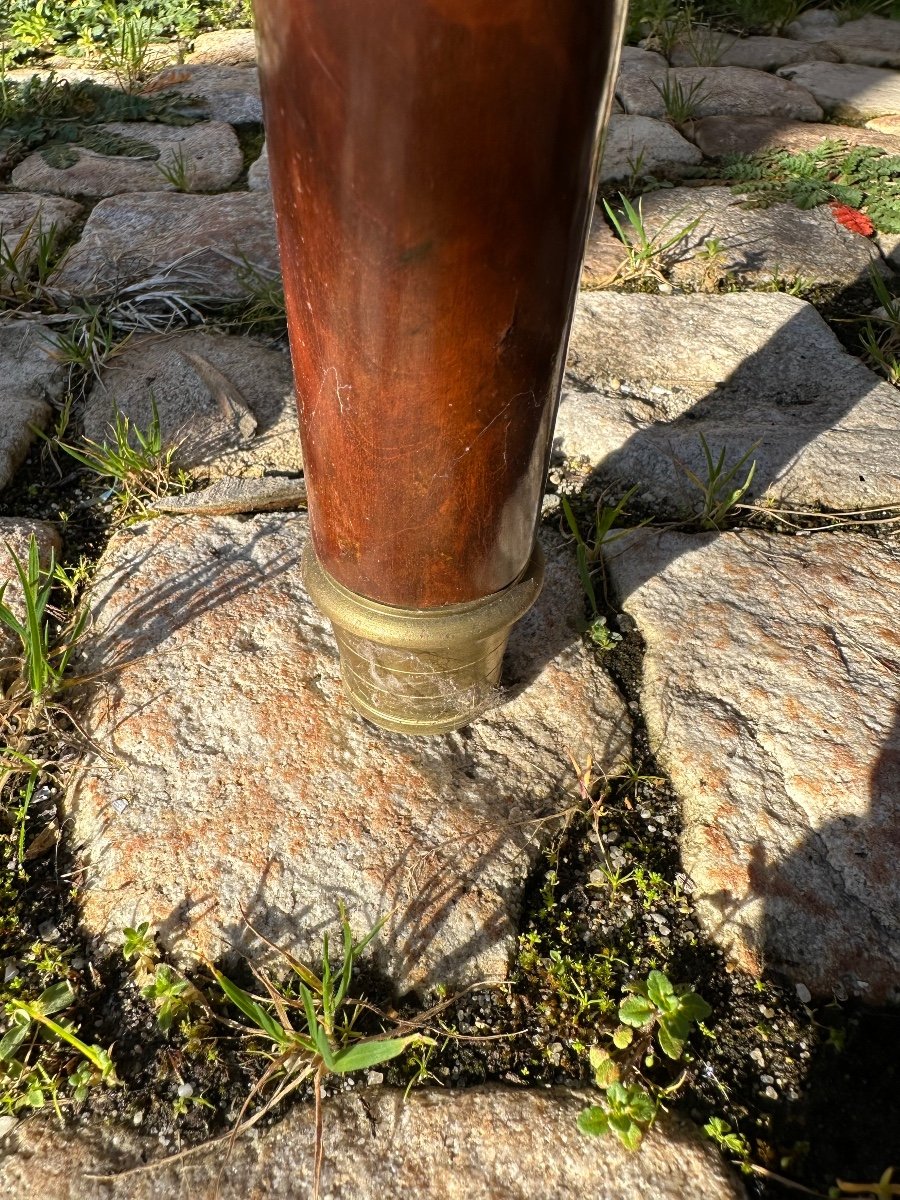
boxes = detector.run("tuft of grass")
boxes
[156,145,191,192]
[58,397,189,521]
[652,73,712,124]
[561,487,647,645]
[603,192,700,285]
[100,8,166,92]
[860,269,900,385]
[0,537,86,710]
[0,213,61,307]
[681,434,758,529]
[45,304,134,378]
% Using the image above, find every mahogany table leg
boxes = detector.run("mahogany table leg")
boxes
[253,0,627,734]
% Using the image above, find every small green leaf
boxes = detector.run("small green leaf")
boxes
[577,1105,610,1137]
[657,1020,685,1061]
[0,1012,32,1061]
[609,1113,643,1151]
[612,1025,633,1050]
[35,980,76,1016]
[330,1034,435,1075]
[619,994,655,1028]
[213,970,289,1046]
[676,990,711,1022]
[646,970,675,1012]
[590,1047,620,1088]
[628,1087,657,1124]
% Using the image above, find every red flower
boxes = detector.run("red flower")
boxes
[829,202,875,237]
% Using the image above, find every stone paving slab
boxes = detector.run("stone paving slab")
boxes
[50,191,277,300]
[247,141,269,191]
[0,320,66,492]
[580,207,627,289]
[186,28,257,65]
[0,193,82,275]
[0,1087,745,1200]
[791,14,900,66]
[684,114,900,158]
[146,64,262,124]
[615,64,823,121]
[66,514,630,993]
[599,114,702,182]
[0,520,62,679]
[777,61,900,119]
[561,291,900,512]
[11,120,243,198]
[83,331,301,477]
[620,185,882,289]
[669,32,839,70]
[604,529,900,1004]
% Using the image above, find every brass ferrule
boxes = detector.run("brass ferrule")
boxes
[302,544,544,736]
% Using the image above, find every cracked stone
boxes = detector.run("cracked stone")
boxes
[0,1086,745,1200]
[615,64,823,121]
[50,191,277,300]
[560,291,900,512]
[603,529,900,1003]
[11,121,243,198]
[0,320,67,491]
[66,514,630,993]
[82,330,301,477]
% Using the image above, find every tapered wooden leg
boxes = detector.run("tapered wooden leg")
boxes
[254,0,627,733]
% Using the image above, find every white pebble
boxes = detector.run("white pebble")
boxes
[795,983,812,1004]
[177,1082,193,1099]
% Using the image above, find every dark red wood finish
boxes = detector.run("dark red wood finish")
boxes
[254,0,623,608]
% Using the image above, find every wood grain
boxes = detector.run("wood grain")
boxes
[254,0,624,606]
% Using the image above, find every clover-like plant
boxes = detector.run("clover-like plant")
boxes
[618,968,711,1060]
[578,1077,657,1151]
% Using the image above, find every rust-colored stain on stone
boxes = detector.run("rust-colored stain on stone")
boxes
[67,513,631,992]
[608,528,900,1002]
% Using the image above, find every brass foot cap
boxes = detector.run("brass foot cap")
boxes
[302,545,544,736]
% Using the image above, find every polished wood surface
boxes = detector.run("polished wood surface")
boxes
[254,0,624,607]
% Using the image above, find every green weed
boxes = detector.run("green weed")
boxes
[58,397,188,519]
[577,969,711,1151]
[212,904,434,1199]
[681,434,758,529]
[860,270,900,385]
[0,73,200,175]
[0,536,86,708]
[0,213,61,305]
[603,193,700,284]
[652,73,712,123]
[561,485,646,640]
[0,978,117,1115]
[716,142,900,233]
[100,5,169,91]
[156,145,191,191]
[46,305,134,377]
